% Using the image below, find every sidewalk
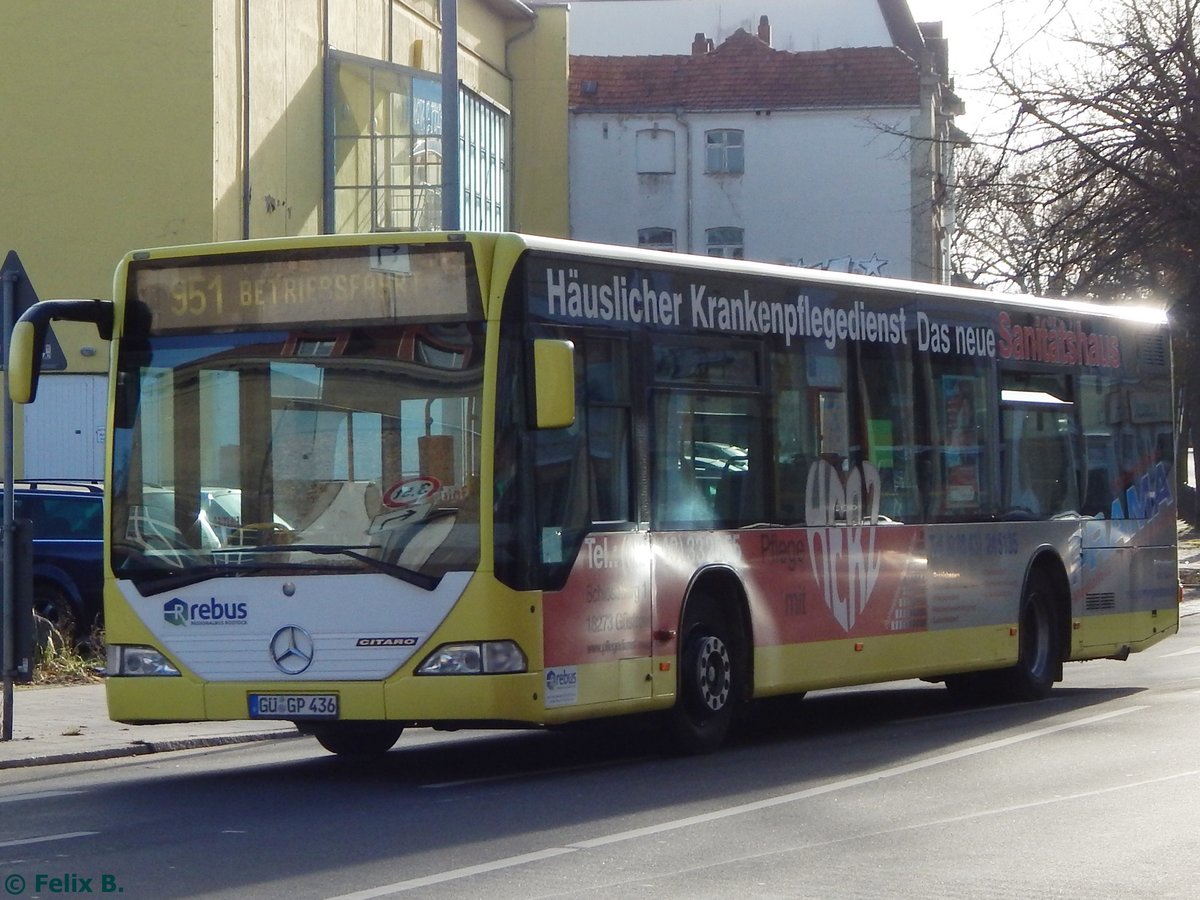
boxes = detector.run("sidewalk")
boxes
[0,683,297,769]
[1180,520,1200,584]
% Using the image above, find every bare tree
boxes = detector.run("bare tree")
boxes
[953,142,1151,296]
[952,0,1200,517]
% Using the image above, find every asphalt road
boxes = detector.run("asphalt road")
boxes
[3,610,1200,899]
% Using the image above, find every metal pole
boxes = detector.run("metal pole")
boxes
[2,271,16,741]
[440,0,460,231]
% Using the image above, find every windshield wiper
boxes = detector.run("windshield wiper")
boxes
[125,564,274,596]
[209,544,441,591]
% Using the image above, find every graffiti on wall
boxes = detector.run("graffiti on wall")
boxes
[796,254,889,277]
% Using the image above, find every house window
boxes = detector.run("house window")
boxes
[706,227,744,258]
[461,91,509,232]
[636,128,675,174]
[326,51,508,233]
[705,129,744,174]
[638,227,676,251]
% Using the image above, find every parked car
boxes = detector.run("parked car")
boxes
[12,480,104,640]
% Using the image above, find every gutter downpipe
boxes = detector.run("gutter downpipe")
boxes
[242,0,252,240]
[504,17,538,233]
[679,109,693,253]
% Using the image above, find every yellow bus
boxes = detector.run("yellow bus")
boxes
[9,232,1179,756]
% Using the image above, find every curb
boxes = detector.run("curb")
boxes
[0,730,300,770]
[1181,563,1200,587]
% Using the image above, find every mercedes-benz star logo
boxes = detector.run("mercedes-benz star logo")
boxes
[270,625,314,675]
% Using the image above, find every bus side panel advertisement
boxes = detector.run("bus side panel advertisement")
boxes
[543,532,653,668]
[528,254,1130,376]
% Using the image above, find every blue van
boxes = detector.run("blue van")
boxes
[13,481,104,640]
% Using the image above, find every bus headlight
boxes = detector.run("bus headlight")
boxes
[416,640,527,675]
[107,645,181,677]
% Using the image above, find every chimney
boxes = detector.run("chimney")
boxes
[758,15,771,47]
[692,32,713,55]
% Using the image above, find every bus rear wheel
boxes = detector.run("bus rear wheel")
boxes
[669,595,741,754]
[309,722,403,758]
[947,568,1061,704]
[1001,568,1061,700]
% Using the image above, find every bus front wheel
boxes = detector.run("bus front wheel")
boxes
[669,595,741,754]
[309,722,404,758]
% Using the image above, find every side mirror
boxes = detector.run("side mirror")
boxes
[7,320,38,404]
[7,299,114,404]
[532,339,576,429]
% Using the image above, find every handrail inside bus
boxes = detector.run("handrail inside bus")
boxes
[1000,389,1073,406]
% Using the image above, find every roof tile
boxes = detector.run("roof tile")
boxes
[570,30,922,111]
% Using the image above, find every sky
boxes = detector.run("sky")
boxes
[904,0,1108,134]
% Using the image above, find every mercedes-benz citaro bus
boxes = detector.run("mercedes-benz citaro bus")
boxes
[8,232,1179,757]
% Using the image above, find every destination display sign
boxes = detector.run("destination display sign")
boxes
[130,243,480,334]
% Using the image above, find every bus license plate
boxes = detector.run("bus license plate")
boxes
[249,693,339,719]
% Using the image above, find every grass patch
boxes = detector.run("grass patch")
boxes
[32,624,104,685]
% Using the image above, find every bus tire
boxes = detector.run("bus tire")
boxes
[1000,567,1061,701]
[947,567,1061,704]
[310,722,403,758]
[669,594,741,754]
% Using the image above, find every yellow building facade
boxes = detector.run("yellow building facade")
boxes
[0,0,569,476]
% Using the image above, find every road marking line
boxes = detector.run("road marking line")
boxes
[1159,646,1200,657]
[328,848,577,897]
[572,705,1147,848]
[0,831,98,849]
[615,766,1200,882]
[0,790,85,805]
[324,705,1145,899]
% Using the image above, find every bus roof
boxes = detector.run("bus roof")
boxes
[121,231,1169,328]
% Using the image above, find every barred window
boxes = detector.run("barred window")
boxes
[327,52,508,233]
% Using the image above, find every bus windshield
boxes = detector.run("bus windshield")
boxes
[110,322,484,591]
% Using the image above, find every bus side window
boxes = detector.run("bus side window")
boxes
[1000,374,1080,519]
[769,351,821,525]
[1078,374,1174,519]
[852,341,921,523]
[917,352,998,523]
[652,391,762,529]
[584,338,633,525]
[653,395,716,528]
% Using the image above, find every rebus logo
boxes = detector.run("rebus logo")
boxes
[162,596,249,626]
[545,668,577,690]
[163,598,189,627]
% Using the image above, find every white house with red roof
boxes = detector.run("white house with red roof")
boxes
[564,0,964,282]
